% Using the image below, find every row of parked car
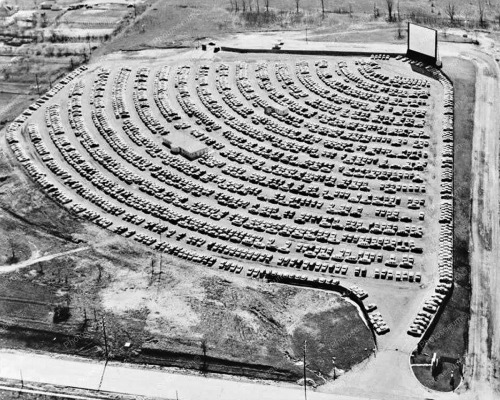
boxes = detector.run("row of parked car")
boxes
[5,58,436,346]
[407,64,454,338]
[15,59,433,295]
[229,62,430,184]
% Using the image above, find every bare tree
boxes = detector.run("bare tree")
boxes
[396,20,404,39]
[477,0,485,27]
[96,263,103,282]
[386,0,394,21]
[264,0,270,12]
[256,0,260,13]
[445,2,457,24]
[320,0,326,17]
[295,0,300,13]
[241,0,247,12]
[201,339,208,373]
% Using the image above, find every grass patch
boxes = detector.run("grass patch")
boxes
[292,307,374,377]
[412,362,461,392]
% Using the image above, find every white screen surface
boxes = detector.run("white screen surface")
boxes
[408,23,437,59]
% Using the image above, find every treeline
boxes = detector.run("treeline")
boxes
[227,0,500,29]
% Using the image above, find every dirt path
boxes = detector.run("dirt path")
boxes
[461,50,500,397]
[0,246,89,274]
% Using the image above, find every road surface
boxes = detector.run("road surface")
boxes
[0,246,89,274]
[459,47,500,399]
[0,349,433,400]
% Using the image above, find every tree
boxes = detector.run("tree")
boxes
[96,263,103,282]
[477,0,485,27]
[264,0,270,12]
[241,0,246,12]
[320,0,326,17]
[201,339,208,373]
[445,2,457,24]
[40,13,48,28]
[386,0,394,21]
[295,0,300,13]
[53,304,71,323]
[396,20,404,39]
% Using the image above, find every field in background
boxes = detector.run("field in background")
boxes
[94,0,500,56]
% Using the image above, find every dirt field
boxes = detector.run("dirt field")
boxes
[91,0,500,57]
[0,236,373,382]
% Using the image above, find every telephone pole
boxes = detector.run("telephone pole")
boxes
[101,316,108,360]
[303,340,307,400]
[35,73,40,96]
[158,218,162,286]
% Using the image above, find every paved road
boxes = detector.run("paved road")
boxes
[0,349,449,400]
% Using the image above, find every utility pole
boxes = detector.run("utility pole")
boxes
[158,218,162,285]
[303,340,307,400]
[83,308,88,328]
[151,257,154,282]
[101,316,108,360]
[35,73,40,96]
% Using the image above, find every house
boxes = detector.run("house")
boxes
[40,1,56,10]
